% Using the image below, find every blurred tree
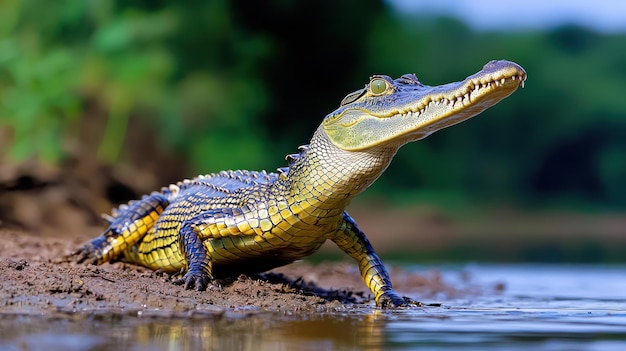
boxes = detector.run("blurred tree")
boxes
[0,0,84,162]
[1,1,625,209]
[0,0,386,172]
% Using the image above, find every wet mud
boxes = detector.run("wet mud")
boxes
[0,228,470,317]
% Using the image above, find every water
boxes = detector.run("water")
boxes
[386,264,626,350]
[1,264,625,351]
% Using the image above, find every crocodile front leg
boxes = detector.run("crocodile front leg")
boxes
[331,212,423,308]
[172,207,259,290]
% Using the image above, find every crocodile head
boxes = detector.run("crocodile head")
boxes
[322,60,526,151]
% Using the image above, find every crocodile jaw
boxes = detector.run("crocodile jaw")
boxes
[323,60,527,151]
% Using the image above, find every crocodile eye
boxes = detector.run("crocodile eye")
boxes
[370,78,388,95]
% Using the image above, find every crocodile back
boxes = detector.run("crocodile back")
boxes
[160,170,281,201]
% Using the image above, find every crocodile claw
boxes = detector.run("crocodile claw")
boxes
[377,290,424,309]
[173,271,212,291]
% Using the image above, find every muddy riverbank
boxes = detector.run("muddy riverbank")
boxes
[0,228,477,316]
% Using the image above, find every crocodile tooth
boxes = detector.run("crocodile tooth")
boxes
[501,78,506,85]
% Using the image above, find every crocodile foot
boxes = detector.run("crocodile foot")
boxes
[377,290,424,309]
[172,270,213,291]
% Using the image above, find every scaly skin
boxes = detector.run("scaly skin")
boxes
[75,60,526,308]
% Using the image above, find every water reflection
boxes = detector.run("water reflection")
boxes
[5,305,625,351]
[0,312,384,351]
[3,305,626,351]
[265,313,389,351]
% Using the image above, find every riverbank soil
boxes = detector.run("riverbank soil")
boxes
[0,228,472,315]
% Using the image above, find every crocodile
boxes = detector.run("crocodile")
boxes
[75,60,526,308]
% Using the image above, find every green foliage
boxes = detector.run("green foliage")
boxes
[0,0,82,162]
[0,0,273,170]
